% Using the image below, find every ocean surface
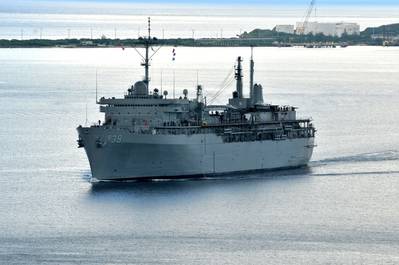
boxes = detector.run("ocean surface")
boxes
[1,45,399,264]
[1,3,399,263]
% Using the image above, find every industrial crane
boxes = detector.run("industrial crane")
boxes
[297,0,316,35]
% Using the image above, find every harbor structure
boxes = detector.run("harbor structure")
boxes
[295,22,360,37]
[274,25,295,34]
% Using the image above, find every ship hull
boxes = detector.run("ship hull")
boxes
[77,127,315,181]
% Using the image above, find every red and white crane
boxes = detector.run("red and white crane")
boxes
[296,0,316,35]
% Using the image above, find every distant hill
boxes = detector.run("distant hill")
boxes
[237,23,399,46]
[240,23,399,39]
[240,29,279,39]
[362,23,399,36]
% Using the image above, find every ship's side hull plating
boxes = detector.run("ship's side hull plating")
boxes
[78,127,314,181]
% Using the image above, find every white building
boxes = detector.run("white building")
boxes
[274,25,295,34]
[296,22,360,37]
[336,23,360,37]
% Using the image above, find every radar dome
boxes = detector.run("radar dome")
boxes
[134,81,148,96]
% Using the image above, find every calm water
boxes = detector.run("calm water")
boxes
[1,46,399,264]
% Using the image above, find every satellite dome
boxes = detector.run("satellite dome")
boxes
[134,81,148,96]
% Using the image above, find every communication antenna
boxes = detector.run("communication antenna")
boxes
[85,103,88,126]
[249,46,254,101]
[95,69,98,103]
[160,69,163,95]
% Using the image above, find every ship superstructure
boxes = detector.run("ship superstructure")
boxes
[77,18,316,181]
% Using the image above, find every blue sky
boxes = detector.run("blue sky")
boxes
[8,0,399,4]
[67,0,397,4]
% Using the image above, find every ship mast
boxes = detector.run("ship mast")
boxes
[235,56,243,98]
[134,17,162,91]
[142,17,151,88]
[249,46,254,103]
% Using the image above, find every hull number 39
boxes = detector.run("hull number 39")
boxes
[107,135,122,144]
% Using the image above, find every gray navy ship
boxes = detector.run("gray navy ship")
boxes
[77,18,316,181]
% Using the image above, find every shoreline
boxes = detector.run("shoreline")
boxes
[1,23,398,48]
[0,38,397,48]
